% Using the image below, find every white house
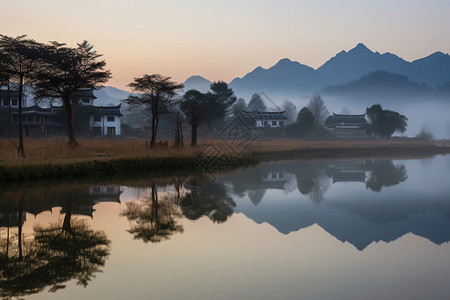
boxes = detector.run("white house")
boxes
[90,105,123,136]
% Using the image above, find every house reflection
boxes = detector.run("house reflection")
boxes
[326,161,367,183]
[0,184,114,298]
[219,159,450,250]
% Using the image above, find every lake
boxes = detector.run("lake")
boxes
[1,156,450,299]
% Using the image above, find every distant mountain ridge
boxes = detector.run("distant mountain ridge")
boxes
[183,43,450,100]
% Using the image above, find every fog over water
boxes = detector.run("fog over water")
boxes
[273,94,450,139]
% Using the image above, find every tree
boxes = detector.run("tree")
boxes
[297,107,315,133]
[121,182,183,243]
[33,41,111,146]
[203,81,236,128]
[73,105,99,136]
[0,70,12,137]
[124,74,183,148]
[286,107,314,137]
[0,34,43,157]
[180,89,207,146]
[365,159,407,192]
[282,100,297,124]
[246,93,266,112]
[363,104,408,138]
[0,107,8,132]
[232,98,246,118]
[307,94,329,126]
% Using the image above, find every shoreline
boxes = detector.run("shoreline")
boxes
[1,139,449,183]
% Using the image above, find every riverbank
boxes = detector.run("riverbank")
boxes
[0,138,449,182]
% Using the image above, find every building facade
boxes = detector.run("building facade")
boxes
[90,105,123,136]
[325,113,367,138]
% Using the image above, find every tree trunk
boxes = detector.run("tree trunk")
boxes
[191,122,198,146]
[63,198,73,234]
[63,96,78,146]
[150,115,157,148]
[17,74,25,158]
[7,79,11,138]
[18,200,23,261]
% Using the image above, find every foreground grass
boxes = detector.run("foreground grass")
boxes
[0,138,449,182]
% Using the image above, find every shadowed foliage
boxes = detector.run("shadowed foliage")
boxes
[121,182,184,243]
[33,41,111,146]
[362,104,408,138]
[124,74,183,148]
[0,34,44,157]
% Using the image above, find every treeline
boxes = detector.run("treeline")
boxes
[0,34,110,157]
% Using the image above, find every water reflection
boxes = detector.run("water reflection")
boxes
[0,185,112,298]
[220,159,450,250]
[0,157,449,298]
[121,182,184,243]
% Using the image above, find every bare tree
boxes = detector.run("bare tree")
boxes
[282,99,297,124]
[307,94,329,126]
[124,74,183,148]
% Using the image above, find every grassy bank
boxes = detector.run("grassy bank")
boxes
[1,138,449,182]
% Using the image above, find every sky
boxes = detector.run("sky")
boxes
[2,0,450,91]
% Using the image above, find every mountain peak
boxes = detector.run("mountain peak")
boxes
[183,75,212,93]
[349,43,372,54]
[277,58,293,64]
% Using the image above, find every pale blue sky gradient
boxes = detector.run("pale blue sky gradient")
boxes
[2,0,449,90]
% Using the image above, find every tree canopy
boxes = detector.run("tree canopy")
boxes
[0,34,44,156]
[124,74,183,147]
[363,104,408,138]
[180,89,207,146]
[33,41,111,146]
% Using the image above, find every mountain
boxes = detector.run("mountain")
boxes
[183,75,212,93]
[229,58,326,99]
[409,52,450,87]
[93,86,130,106]
[321,70,433,102]
[226,43,450,100]
[317,43,410,86]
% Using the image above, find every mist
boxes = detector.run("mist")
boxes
[257,92,450,139]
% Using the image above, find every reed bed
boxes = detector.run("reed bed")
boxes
[0,137,449,182]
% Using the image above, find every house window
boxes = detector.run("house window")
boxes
[83,98,90,103]
[107,116,115,122]
[12,99,18,106]
[272,121,277,126]
[263,121,269,127]
[2,99,8,106]
[279,121,284,127]
[93,115,101,122]
[107,127,116,136]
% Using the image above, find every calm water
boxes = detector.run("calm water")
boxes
[1,156,450,300]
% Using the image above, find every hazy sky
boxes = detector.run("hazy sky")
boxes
[2,0,450,90]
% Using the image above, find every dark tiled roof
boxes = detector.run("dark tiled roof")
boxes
[95,104,123,116]
[243,110,288,120]
[326,113,367,128]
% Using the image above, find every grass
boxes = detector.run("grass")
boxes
[0,137,449,182]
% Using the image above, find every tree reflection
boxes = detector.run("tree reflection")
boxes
[0,187,111,298]
[294,163,331,204]
[121,182,184,243]
[365,159,408,192]
[181,179,236,223]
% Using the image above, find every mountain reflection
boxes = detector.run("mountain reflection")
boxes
[0,185,113,298]
[220,159,450,250]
